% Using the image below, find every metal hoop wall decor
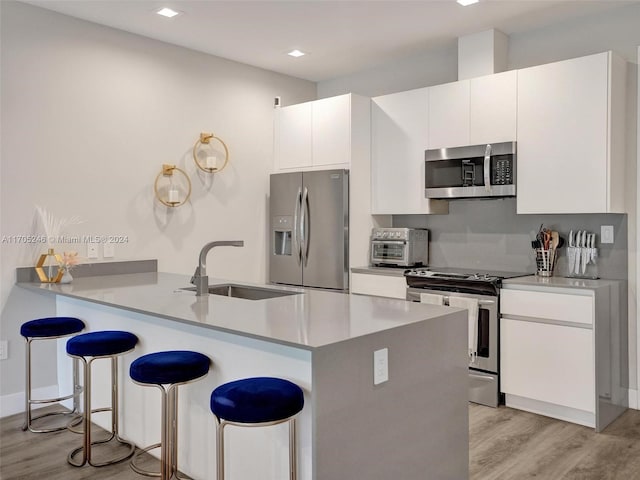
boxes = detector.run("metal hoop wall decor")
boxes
[192,132,229,173]
[154,164,192,207]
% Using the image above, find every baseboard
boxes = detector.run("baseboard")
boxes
[629,389,638,409]
[0,385,59,418]
[505,394,595,428]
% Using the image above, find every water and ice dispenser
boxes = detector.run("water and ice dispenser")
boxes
[272,216,293,256]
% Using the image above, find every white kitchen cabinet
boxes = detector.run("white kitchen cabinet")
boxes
[427,81,470,149]
[274,102,312,170]
[427,70,517,149]
[274,94,366,172]
[371,88,447,215]
[499,280,627,432]
[312,94,351,167]
[351,272,407,299]
[469,70,517,145]
[516,51,626,214]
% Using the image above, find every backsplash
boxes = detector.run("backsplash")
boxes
[393,198,628,280]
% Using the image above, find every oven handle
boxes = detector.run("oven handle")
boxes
[371,240,407,244]
[442,296,495,306]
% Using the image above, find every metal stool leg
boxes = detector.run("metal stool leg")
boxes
[130,384,188,480]
[68,355,135,467]
[23,337,83,433]
[215,420,226,480]
[289,417,297,480]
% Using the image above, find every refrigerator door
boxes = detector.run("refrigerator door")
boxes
[269,172,303,286]
[302,169,349,290]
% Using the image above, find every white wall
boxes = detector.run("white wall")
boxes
[318,3,640,404]
[0,1,316,404]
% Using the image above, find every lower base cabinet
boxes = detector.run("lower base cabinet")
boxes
[500,283,626,432]
[350,272,407,299]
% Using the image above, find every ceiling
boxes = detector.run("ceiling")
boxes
[23,0,635,82]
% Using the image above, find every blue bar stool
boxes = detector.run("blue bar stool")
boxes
[66,330,138,467]
[20,316,85,433]
[129,350,211,480]
[210,377,304,480]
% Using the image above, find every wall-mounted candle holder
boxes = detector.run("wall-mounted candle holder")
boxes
[192,132,229,173]
[154,164,192,207]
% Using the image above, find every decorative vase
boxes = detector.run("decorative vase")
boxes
[35,248,63,283]
[60,268,73,284]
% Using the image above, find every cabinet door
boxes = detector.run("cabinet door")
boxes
[501,318,595,413]
[427,80,470,149]
[371,88,428,214]
[516,53,609,213]
[312,94,351,167]
[274,102,312,170]
[469,70,517,145]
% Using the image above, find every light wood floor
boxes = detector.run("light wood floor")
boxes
[2,404,640,479]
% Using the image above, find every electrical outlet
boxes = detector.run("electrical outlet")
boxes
[0,340,8,360]
[601,225,614,244]
[87,243,99,259]
[373,348,389,385]
[103,242,115,258]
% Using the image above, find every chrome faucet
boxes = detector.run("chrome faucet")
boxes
[191,240,244,296]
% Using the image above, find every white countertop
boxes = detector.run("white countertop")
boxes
[18,272,458,350]
[503,275,621,291]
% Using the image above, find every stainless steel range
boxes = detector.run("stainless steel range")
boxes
[405,267,530,407]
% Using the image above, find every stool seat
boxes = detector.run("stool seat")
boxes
[210,377,304,424]
[67,331,138,357]
[21,317,85,338]
[130,350,210,385]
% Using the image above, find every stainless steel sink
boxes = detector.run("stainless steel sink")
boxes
[181,284,300,300]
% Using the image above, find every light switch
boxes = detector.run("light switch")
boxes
[87,243,99,259]
[103,242,115,258]
[601,225,614,244]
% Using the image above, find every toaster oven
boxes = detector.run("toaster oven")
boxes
[370,228,428,267]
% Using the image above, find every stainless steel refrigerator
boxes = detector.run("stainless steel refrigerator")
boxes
[269,169,349,290]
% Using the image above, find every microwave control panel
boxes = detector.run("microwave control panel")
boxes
[492,157,513,185]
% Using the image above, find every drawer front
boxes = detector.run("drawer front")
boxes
[351,273,407,299]
[501,318,595,413]
[501,289,593,325]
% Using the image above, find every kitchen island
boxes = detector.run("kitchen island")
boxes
[18,272,468,480]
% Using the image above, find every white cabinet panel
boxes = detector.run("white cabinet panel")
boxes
[501,318,594,413]
[428,81,470,149]
[500,289,593,326]
[312,94,351,167]
[351,273,407,299]
[274,102,312,170]
[516,52,625,214]
[371,89,447,215]
[469,70,517,145]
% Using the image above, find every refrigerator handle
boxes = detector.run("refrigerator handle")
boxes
[294,187,302,265]
[301,187,310,266]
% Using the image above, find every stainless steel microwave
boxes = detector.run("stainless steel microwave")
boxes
[424,142,516,199]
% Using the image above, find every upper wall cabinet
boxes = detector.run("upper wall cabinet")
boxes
[371,88,448,215]
[516,51,627,214]
[427,70,517,149]
[274,94,365,172]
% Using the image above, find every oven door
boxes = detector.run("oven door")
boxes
[370,240,408,265]
[406,287,498,373]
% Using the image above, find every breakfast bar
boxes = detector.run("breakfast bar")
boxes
[18,272,469,480]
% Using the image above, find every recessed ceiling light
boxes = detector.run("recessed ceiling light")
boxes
[156,7,181,18]
[287,50,306,58]
[457,0,479,6]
